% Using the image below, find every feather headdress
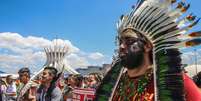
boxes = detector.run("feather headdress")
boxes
[95,0,200,100]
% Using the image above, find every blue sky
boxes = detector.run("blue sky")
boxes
[0,0,201,73]
[0,0,136,55]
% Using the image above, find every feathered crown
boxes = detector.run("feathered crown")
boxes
[117,0,200,52]
[116,0,201,100]
[95,0,201,101]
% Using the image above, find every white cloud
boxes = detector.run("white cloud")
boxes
[181,50,201,77]
[88,52,104,60]
[181,52,194,65]
[0,32,51,49]
[181,50,201,65]
[66,53,90,68]
[0,54,23,64]
[185,64,201,77]
[0,32,110,73]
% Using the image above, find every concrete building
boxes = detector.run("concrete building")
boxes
[76,64,111,76]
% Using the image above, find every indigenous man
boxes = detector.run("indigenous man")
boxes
[95,0,201,100]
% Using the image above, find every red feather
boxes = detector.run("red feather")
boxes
[188,31,201,37]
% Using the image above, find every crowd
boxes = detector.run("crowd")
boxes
[1,0,201,100]
[0,67,102,101]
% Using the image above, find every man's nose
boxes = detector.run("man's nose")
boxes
[120,43,126,49]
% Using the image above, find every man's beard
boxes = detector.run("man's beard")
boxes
[120,48,144,69]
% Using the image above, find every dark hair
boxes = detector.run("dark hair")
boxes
[44,66,59,100]
[44,66,58,79]
[193,71,201,87]
[18,67,31,77]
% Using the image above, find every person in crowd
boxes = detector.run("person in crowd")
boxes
[63,74,82,101]
[193,71,201,88]
[5,75,17,101]
[87,73,101,89]
[63,75,73,101]
[68,74,82,89]
[81,76,89,88]
[0,77,6,101]
[36,66,62,101]
[57,78,65,92]
[17,67,37,101]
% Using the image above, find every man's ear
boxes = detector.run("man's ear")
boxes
[144,42,153,53]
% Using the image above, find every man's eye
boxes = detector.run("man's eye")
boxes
[119,37,138,46]
[127,39,133,43]
[119,39,123,45]
[126,39,137,45]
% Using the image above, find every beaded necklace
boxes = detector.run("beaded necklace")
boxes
[113,68,153,101]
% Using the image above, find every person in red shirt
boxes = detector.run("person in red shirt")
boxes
[184,73,201,101]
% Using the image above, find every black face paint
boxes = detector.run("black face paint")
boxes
[120,38,145,69]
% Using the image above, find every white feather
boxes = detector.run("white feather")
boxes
[146,14,169,34]
[139,7,159,31]
[142,9,164,32]
[150,17,175,36]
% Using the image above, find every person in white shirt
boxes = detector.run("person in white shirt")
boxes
[5,75,17,101]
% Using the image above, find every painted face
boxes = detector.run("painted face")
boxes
[119,31,145,69]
